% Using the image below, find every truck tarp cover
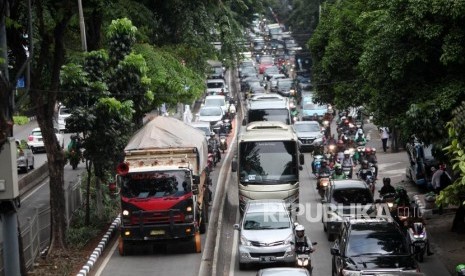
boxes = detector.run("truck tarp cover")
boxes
[125,116,208,170]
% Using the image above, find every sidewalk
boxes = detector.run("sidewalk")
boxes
[364,122,461,275]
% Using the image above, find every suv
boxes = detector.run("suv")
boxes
[234,199,295,270]
[322,180,374,241]
[331,219,418,276]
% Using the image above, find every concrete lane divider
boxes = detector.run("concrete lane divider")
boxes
[19,162,49,196]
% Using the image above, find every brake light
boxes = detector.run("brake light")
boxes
[117,162,129,176]
[28,136,34,141]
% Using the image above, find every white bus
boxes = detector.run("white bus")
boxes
[232,121,304,212]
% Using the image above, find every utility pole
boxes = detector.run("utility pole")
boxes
[77,0,87,51]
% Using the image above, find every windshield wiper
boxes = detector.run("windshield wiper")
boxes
[350,253,381,257]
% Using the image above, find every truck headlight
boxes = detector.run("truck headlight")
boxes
[122,210,130,216]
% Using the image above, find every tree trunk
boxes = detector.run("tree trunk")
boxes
[451,198,465,233]
[85,160,93,226]
[95,177,103,219]
[390,127,400,153]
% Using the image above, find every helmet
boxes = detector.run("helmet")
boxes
[361,160,368,168]
[337,139,344,145]
[357,129,364,135]
[335,166,342,174]
[383,177,391,185]
[456,264,465,276]
[344,150,350,156]
[340,116,347,121]
[210,132,216,138]
[295,224,305,238]
[365,147,372,154]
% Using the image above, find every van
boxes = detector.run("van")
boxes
[56,105,71,132]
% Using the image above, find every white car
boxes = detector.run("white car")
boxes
[204,95,229,114]
[56,105,71,132]
[206,79,228,96]
[27,127,65,153]
[16,139,34,173]
[269,74,287,91]
[197,106,224,124]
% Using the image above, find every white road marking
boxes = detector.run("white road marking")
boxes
[21,181,48,202]
[229,211,239,276]
[94,239,118,276]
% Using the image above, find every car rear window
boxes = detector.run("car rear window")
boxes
[346,230,408,256]
[332,188,373,205]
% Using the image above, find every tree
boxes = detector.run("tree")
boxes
[438,102,465,233]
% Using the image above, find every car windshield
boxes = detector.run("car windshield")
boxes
[303,103,326,111]
[346,229,408,256]
[200,108,222,116]
[59,108,70,115]
[211,67,223,74]
[241,61,254,67]
[243,212,290,230]
[207,82,224,89]
[294,123,320,132]
[260,57,274,64]
[239,141,298,183]
[265,67,279,74]
[278,80,293,87]
[120,171,190,198]
[205,98,225,107]
[248,109,290,125]
[31,130,42,136]
[331,188,374,205]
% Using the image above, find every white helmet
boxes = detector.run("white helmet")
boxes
[341,116,347,121]
[344,150,350,155]
[357,128,363,134]
[295,224,305,237]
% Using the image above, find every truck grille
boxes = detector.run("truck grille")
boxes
[130,209,184,225]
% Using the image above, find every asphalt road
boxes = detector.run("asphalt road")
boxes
[219,121,451,275]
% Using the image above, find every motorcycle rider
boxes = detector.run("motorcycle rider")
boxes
[208,132,221,162]
[341,150,354,178]
[364,147,378,178]
[405,216,434,256]
[294,224,315,267]
[332,164,347,180]
[317,160,331,189]
[354,128,367,145]
[357,160,374,182]
[379,177,396,196]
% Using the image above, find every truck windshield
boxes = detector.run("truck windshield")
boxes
[248,109,290,125]
[120,171,189,199]
[239,141,298,184]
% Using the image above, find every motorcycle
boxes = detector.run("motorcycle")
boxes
[219,135,227,153]
[312,155,324,175]
[317,172,331,199]
[408,222,428,262]
[66,134,83,170]
[342,165,353,178]
[295,243,317,272]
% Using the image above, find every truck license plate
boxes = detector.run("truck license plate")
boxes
[150,230,165,236]
[260,256,276,262]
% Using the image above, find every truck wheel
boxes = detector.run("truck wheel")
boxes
[192,232,201,253]
[239,262,249,270]
[328,233,335,242]
[199,206,208,234]
[118,237,126,256]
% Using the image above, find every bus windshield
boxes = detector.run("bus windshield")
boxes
[120,170,190,199]
[248,109,290,125]
[239,141,298,184]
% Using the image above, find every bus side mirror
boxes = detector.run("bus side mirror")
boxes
[299,153,305,165]
[232,159,238,172]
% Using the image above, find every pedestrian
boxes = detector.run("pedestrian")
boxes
[431,164,451,214]
[379,127,390,153]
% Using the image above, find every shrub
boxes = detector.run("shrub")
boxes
[13,116,29,125]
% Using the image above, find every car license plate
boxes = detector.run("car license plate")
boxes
[150,230,165,236]
[260,256,276,262]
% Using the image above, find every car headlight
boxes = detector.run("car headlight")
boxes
[240,235,251,246]
[342,270,361,276]
[284,234,293,245]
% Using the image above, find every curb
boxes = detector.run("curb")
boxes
[75,215,121,276]
[413,194,433,219]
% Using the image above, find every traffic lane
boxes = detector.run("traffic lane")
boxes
[93,136,234,276]
[228,152,333,276]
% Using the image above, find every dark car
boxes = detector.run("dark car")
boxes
[293,121,324,153]
[276,78,294,97]
[331,218,418,276]
[322,180,374,241]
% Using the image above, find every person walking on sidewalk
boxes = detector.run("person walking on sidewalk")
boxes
[379,127,390,153]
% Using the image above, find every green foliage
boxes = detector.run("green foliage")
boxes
[107,18,138,64]
[13,116,29,126]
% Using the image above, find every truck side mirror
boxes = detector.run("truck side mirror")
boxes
[330,247,340,256]
[192,184,199,195]
[231,160,238,172]
[299,153,305,165]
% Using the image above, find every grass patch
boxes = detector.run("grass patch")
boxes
[13,115,29,125]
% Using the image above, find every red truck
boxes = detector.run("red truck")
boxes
[116,116,210,255]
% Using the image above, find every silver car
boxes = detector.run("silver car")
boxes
[234,199,295,270]
[16,139,34,173]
